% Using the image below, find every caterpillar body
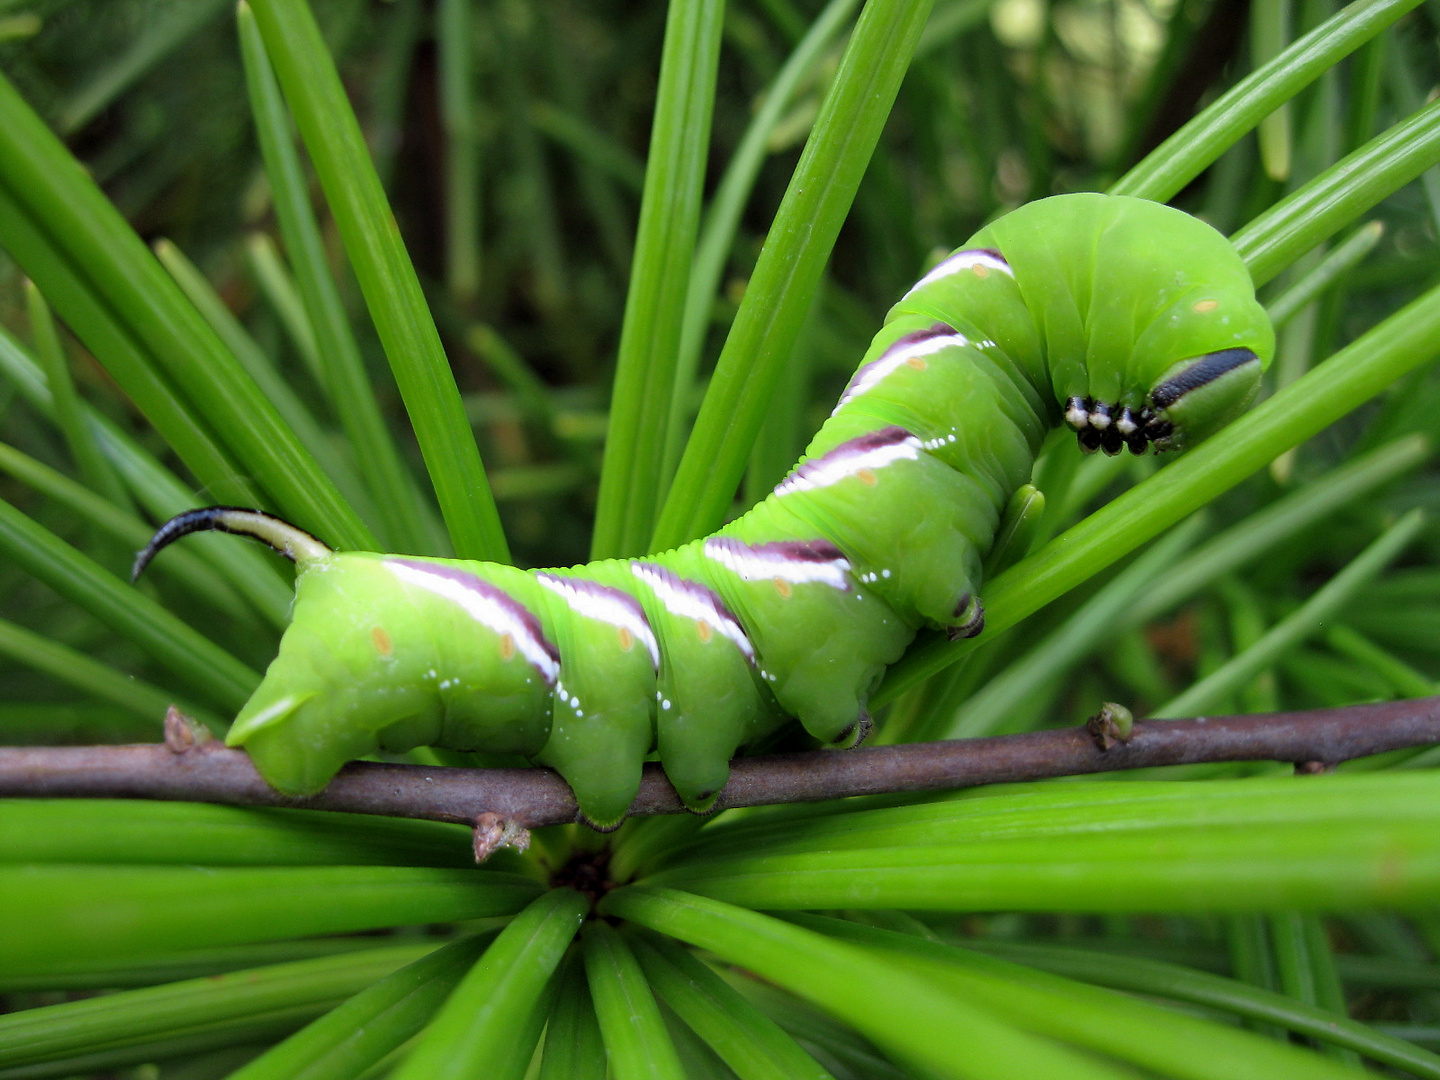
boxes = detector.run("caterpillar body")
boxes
[135,194,1274,828]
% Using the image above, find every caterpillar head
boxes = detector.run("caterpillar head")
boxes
[972,193,1274,457]
[1071,197,1271,456]
[1065,344,1264,455]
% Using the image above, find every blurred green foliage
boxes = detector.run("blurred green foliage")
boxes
[5,0,1440,1075]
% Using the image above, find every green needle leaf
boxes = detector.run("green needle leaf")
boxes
[798,916,1369,1080]
[23,281,132,515]
[651,0,937,551]
[1234,98,1440,288]
[968,938,1440,1078]
[236,5,440,556]
[0,182,260,513]
[538,954,606,1080]
[591,0,726,559]
[0,495,260,711]
[0,801,474,868]
[0,70,375,549]
[437,0,482,308]
[603,886,1141,1080]
[663,0,862,505]
[0,865,540,980]
[583,921,688,1080]
[0,619,222,732]
[226,934,495,1080]
[0,945,439,1074]
[631,932,836,1080]
[390,889,587,1080]
[0,439,266,627]
[154,238,361,516]
[1112,0,1423,201]
[649,773,1440,912]
[1152,509,1425,717]
[243,0,508,562]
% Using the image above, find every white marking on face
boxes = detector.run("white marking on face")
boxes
[631,562,756,662]
[536,573,660,670]
[386,559,559,684]
[901,248,1013,300]
[774,428,922,497]
[703,537,852,591]
[235,695,300,733]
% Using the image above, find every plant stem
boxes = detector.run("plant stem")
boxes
[2,698,1437,830]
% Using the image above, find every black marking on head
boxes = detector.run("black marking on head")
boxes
[1100,427,1125,456]
[132,507,332,582]
[1149,348,1260,409]
[1077,427,1104,454]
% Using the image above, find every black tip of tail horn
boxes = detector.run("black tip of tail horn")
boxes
[132,506,332,583]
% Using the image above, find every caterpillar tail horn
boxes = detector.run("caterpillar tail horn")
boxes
[132,507,333,582]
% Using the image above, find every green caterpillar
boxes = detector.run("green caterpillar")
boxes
[135,193,1273,828]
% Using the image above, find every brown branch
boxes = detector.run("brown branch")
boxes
[3,698,1438,852]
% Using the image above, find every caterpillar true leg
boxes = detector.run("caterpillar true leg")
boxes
[136,193,1273,828]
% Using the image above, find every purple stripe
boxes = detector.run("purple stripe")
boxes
[535,572,660,669]
[902,247,1014,299]
[774,426,921,498]
[631,562,756,663]
[386,557,559,681]
[703,536,852,590]
[836,323,967,411]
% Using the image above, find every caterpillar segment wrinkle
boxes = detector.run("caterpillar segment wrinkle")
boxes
[134,194,1274,829]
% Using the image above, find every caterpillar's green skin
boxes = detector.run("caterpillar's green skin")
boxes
[142,194,1274,828]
